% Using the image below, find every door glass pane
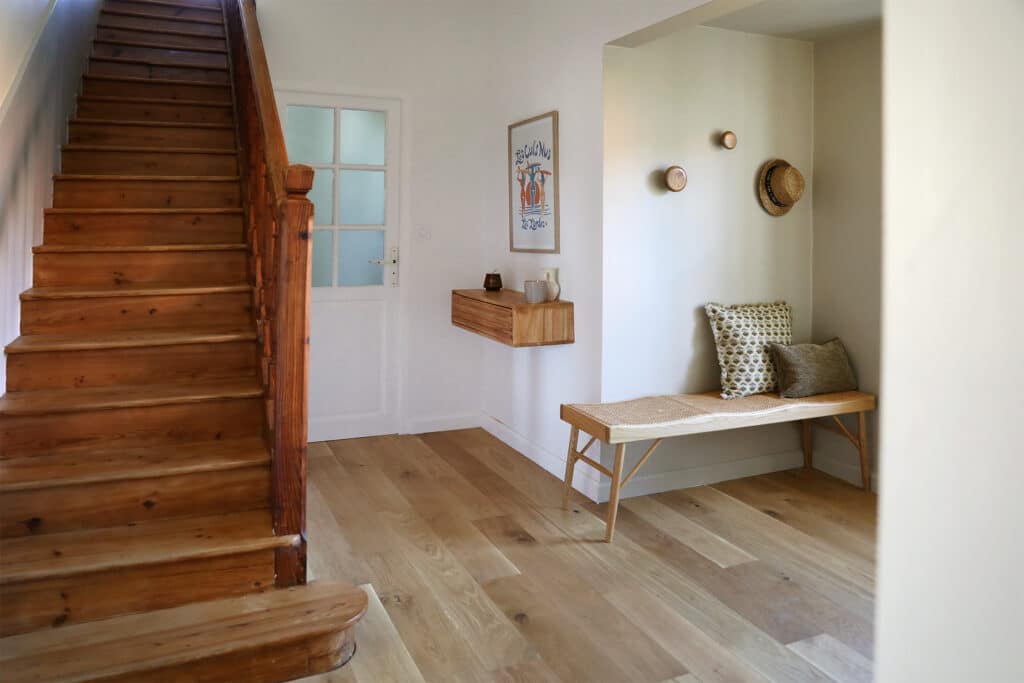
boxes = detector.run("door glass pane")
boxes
[338,170,385,225]
[309,169,334,226]
[311,230,334,287]
[285,106,334,164]
[339,109,386,166]
[337,230,385,286]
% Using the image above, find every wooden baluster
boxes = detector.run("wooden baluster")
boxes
[271,164,314,586]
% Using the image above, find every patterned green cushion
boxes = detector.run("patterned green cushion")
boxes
[769,338,859,398]
[705,302,792,399]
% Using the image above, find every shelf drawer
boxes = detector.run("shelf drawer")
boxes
[451,289,573,347]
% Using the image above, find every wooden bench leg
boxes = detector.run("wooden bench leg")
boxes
[801,420,813,468]
[858,411,870,491]
[605,444,626,543]
[562,426,579,510]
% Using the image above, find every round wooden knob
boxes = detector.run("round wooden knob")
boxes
[664,165,687,192]
[720,130,737,150]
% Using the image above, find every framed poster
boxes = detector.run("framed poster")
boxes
[508,110,559,253]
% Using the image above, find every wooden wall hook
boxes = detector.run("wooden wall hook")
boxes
[664,166,687,192]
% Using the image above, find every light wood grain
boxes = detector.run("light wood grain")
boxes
[299,429,877,682]
[788,633,873,683]
[452,289,574,347]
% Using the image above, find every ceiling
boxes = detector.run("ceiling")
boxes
[704,0,881,42]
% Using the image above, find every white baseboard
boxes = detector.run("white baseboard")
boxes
[596,448,805,503]
[479,414,603,501]
[812,450,879,492]
[403,413,480,435]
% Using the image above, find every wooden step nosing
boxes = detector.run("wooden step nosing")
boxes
[95,24,228,43]
[104,0,225,16]
[91,55,229,71]
[70,117,233,129]
[0,385,264,417]
[78,94,232,108]
[0,533,298,586]
[0,456,268,493]
[54,174,240,182]
[63,144,239,155]
[5,329,256,354]
[101,9,225,26]
[92,38,228,55]
[21,283,251,300]
[84,73,230,89]
[33,243,246,253]
[44,207,243,214]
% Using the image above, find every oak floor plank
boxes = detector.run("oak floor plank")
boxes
[304,431,876,682]
[788,632,874,683]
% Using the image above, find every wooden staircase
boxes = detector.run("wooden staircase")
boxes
[0,0,367,680]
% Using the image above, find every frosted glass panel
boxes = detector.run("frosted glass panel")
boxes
[285,106,334,165]
[309,169,333,226]
[337,230,384,286]
[339,109,386,165]
[339,170,385,225]
[311,230,334,287]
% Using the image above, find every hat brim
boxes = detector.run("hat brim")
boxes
[758,159,793,216]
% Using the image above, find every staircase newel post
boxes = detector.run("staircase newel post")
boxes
[271,164,315,587]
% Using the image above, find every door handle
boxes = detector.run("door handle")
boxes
[368,257,397,265]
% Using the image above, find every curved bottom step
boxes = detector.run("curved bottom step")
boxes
[1,581,369,683]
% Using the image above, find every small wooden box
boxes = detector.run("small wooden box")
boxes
[451,289,574,347]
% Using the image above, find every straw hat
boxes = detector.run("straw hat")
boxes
[758,159,805,216]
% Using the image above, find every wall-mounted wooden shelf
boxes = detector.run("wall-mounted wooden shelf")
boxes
[451,289,574,347]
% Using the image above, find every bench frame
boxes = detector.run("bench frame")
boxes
[560,393,875,542]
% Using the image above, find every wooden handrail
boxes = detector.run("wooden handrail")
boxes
[223,0,313,587]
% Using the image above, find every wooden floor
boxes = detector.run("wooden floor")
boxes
[300,429,876,683]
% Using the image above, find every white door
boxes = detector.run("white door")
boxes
[279,92,400,441]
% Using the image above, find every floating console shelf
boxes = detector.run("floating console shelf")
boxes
[451,289,574,347]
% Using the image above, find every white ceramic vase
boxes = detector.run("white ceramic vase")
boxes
[540,267,560,301]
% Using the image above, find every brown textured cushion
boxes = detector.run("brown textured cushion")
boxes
[769,338,858,398]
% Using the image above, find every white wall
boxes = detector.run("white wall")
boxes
[259,0,708,497]
[876,0,1024,680]
[811,24,882,488]
[0,0,53,105]
[0,0,102,392]
[598,26,814,499]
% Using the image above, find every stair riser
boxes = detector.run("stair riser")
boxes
[77,96,233,124]
[0,549,274,636]
[21,290,253,335]
[83,75,231,102]
[62,148,238,175]
[95,25,226,50]
[1,398,264,456]
[7,341,257,392]
[104,0,223,22]
[43,211,244,245]
[69,120,234,148]
[33,249,247,287]
[100,11,226,37]
[92,42,228,69]
[1,467,268,537]
[90,58,229,84]
[53,179,240,209]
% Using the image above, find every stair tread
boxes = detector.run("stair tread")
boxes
[33,243,245,253]
[84,73,229,88]
[44,207,242,214]
[0,436,268,492]
[78,94,232,107]
[0,377,263,417]
[63,144,238,153]
[0,510,291,584]
[5,326,255,354]
[21,283,249,299]
[70,117,233,129]
[92,55,228,71]
[92,38,228,54]
[0,582,368,682]
[109,0,225,11]
[101,8,225,26]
